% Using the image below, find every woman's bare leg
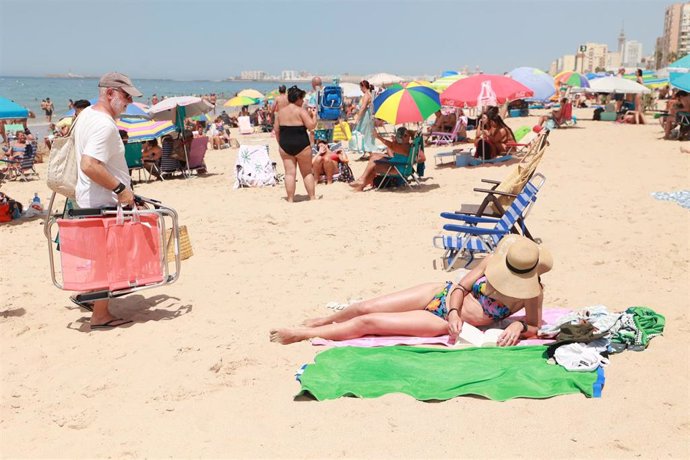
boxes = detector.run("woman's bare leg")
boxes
[312,156,324,182]
[302,282,444,327]
[295,147,316,200]
[324,159,337,184]
[272,310,448,344]
[350,152,386,189]
[280,150,297,202]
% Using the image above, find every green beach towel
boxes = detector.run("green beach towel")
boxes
[297,346,604,401]
[513,125,531,142]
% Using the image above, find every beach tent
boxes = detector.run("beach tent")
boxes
[587,77,651,95]
[508,67,555,101]
[367,73,405,87]
[0,97,29,120]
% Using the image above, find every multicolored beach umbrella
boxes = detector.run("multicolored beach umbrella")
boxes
[264,89,280,101]
[224,96,260,107]
[430,74,466,91]
[116,118,176,142]
[373,81,441,124]
[238,89,264,99]
[508,67,555,101]
[554,71,590,88]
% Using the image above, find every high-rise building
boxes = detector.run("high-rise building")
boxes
[657,2,690,67]
[575,43,608,73]
[240,70,267,80]
[281,70,299,81]
[623,40,643,67]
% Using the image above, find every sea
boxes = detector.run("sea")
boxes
[0,76,302,137]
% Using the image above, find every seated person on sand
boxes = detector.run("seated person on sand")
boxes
[622,109,646,125]
[664,90,690,139]
[349,127,412,192]
[312,140,348,184]
[539,97,572,128]
[474,107,515,159]
[2,131,29,161]
[142,139,162,178]
[270,235,552,346]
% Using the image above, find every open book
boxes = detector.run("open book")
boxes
[455,323,504,347]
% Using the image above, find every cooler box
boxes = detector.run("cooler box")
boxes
[57,213,164,291]
[455,153,475,167]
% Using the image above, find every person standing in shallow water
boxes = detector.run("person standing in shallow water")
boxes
[274,86,317,202]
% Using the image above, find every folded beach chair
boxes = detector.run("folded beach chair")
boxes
[187,136,208,174]
[433,173,546,269]
[238,116,254,135]
[429,117,466,147]
[124,142,149,183]
[374,134,423,190]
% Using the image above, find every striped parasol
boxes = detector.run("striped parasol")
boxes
[238,89,264,99]
[554,71,590,88]
[116,118,176,142]
[373,81,441,124]
[430,74,467,91]
[224,96,260,107]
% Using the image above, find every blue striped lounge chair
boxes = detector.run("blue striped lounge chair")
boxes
[433,173,546,270]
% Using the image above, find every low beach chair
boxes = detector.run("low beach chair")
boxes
[433,173,546,269]
[429,117,466,147]
[2,151,39,181]
[124,142,149,183]
[374,134,423,190]
[159,141,185,178]
[187,136,209,174]
[238,116,254,135]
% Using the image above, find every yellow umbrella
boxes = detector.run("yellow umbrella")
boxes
[224,96,260,107]
[238,89,264,99]
[56,117,73,128]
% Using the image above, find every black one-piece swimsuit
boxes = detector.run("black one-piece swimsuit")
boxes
[279,125,310,156]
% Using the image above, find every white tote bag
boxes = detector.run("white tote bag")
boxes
[46,117,79,199]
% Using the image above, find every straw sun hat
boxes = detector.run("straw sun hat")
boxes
[484,235,553,299]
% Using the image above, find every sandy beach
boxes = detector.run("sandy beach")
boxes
[1,110,688,458]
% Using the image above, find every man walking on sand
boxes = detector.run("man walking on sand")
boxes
[72,71,142,330]
[272,85,288,116]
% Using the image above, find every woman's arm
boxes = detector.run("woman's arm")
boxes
[300,108,317,130]
[355,94,370,124]
[446,258,488,341]
[273,112,280,138]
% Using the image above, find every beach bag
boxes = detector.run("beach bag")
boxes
[318,85,343,120]
[57,205,163,291]
[46,117,79,199]
[338,163,355,183]
[165,225,193,261]
[0,202,10,223]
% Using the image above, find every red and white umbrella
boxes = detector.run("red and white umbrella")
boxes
[440,74,534,108]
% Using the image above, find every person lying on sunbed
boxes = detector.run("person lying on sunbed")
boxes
[349,127,412,192]
[270,235,552,346]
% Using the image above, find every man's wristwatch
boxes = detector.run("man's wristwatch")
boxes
[519,320,528,333]
[112,182,126,194]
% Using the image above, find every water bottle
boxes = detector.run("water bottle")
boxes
[32,193,41,206]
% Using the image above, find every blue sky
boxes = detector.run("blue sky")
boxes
[0,0,670,79]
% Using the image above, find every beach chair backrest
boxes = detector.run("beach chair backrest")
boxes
[492,173,546,244]
[160,140,181,173]
[401,135,423,176]
[238,116,253,134]
[124,143,143,168]
[187,136,208,169]
[19,154,35,171]
[562,102,573,122]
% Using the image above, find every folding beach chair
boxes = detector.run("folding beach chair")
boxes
[234,144,278,188]
[2,146,39,181]
[433,173,546,270]
[238,116,254,135]
[124,142,149,183]
[429,117,466,147]
[159,139,186,178]
[374,134,423,190]
[187,136,208,175]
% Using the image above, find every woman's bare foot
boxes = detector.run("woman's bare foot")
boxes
[270,328,308,344]
[348,181,363,188]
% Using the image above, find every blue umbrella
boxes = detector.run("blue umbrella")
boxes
[508,67,555,101]
[669,55,690,91]
[63,98,150,118]
[441,70,459,77]
[0,97,29,120]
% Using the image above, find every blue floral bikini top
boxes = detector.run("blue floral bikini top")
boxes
[472,276,511,321]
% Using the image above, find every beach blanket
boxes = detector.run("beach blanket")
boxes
[297,346,604,401]
[651,190,690,210]
[312,307,569,348]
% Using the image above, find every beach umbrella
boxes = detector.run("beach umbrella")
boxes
[224,96,260,107]
[0,97,29,120]
[373,81,441,124]
[264,89,280,100]
[148,96,213,122]
[237,89,264,99]
[668,55,690,91]
[116,118,176,142]
[367,73,405,86]
[554,71,590,88]
[441,70,459,77]
[440,74,534,108]
[430,74,466,92]
[63,99,150,119]
[587,77,651,95]
[508,67,555,101]
[340,82,363,98]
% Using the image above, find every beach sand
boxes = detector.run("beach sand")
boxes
[1,111,688,458]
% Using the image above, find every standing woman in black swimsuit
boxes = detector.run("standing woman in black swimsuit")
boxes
[275,86,317,202]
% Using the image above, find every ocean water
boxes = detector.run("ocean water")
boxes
[0,76,301,121]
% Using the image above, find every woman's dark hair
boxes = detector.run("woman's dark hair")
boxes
[486,106,515,142]
[73,99,91,109]
[637,68,643,77]
[147,139,158,147]
[278,85,287,94]
[287,85,306,103]
[360,80,372,91]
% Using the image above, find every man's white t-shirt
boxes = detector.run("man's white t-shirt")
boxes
[73,106,130,208]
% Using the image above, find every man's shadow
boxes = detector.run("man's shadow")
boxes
[66,294,192,333]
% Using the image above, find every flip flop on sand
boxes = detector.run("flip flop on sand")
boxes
[90,319,132,330]
[69,295,94,312]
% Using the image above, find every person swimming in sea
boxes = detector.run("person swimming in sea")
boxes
[270,235,552,346]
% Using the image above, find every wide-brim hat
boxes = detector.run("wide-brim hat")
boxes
[98,72,143,98]
[484,235,553,299]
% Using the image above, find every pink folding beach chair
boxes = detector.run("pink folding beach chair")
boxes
[187,136,208,174]
[429,117,466,147]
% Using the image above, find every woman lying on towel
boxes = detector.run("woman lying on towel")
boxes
[271,235,552,346]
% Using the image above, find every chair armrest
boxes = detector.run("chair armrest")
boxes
[473,187,518,197]
[440,212,499,224]
[442,224,506,235]
[480,178,501,185]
